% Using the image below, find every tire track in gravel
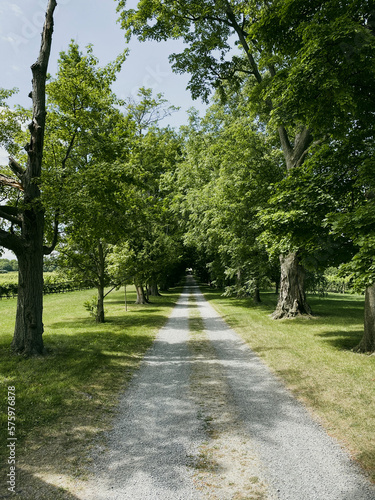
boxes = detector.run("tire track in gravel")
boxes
[191,280,375,500]
[187,292,275,500]
[76,285,204,500]
[74,277,375,500]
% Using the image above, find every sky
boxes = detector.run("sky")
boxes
[0,0,208,259]
[0,0,208,162]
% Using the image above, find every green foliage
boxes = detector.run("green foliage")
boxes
[42,41,127,223]
[0,282,18,299]
[258,0,375,134]
[0,259,18,272]
[105,89,186,291]
[117,1,375,302]
[0,273,87,298]
[117,0,237,102]
[0,87,23,158]
[324,267,353,294]
[259,158,351,266]
[328,200,375,290]
[172,91,283,294]
[126,87,179,134]
[83,295,100,318]
[117,1,375,134]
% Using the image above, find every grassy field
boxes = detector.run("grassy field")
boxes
[0,285,182,495]
[0,271,18,284]
[1,280,374,495]
[202,286,375,482]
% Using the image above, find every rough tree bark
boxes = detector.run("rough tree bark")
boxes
[134,282,149,304]
[96,285,105,323]
[148,281,161,297]
[0,0,57,356]
[272,252,312,319]
[354,283,375,353]
[253,283,261,303]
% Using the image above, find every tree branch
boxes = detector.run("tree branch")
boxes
[8,157,26,179]
[43,211,59,255]
[0,206,22,226]
[104,285,119,298]
[292,127,313,167]
[0,228,23,254]
[296,136,325,168]
[61,130,78,170]
[224,5,263,85]
[26,0,56,173]
[277,125,293,168]
[0,174,24,191]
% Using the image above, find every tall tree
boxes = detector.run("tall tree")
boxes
[117,0,375,319]
[325,129,375,353]
[174,95,282,299]
[115,0,316,317]
[0,0,57,356]
[122,88,182,302]
[46,42,128,322]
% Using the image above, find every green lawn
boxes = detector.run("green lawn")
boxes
[0,285,182,484]
[1,282,374,492]
[202,286,375,482]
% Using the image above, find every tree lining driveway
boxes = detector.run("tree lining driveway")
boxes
[78,277,375,500]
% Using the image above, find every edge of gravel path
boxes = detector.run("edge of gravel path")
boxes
[192,282,375,500]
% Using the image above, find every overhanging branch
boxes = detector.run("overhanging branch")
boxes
[104,285,119,298]
[0,206,22,226]
[0,174,24,191]
[0,228,23,253]
[43,211,60,255]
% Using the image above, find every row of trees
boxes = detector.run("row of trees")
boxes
[116,0,375,351]
[0,1,187,354]
[0,0,374,355]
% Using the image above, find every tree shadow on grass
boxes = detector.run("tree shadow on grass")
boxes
[317,329,364,351]
[0,328,160,500]
[200,286,277,311]
[307,295,364,319]
[47,312,169,331]
[201,286,365,320]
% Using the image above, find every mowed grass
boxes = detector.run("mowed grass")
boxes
[202,287,375,482]
[0,285,181,485]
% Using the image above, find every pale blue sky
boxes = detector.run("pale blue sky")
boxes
[0,0,207,258]
[0,0,207,162]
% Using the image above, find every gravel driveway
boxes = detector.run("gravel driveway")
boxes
[78,278,375,500]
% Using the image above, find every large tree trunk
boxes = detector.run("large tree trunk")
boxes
[226,8,313,319]
[9,0,57,355]
[148,281,161,297]
[253,282,261,303]
[354,283,375,353]
[135,282,149,304]
[12,227,45,355]
[272,127,314,318]
[272,252,312,319]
